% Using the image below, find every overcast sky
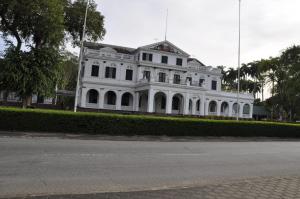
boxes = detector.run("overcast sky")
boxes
[1,0,299,68]
[87,0,300,68]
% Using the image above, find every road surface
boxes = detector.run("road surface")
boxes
[1,133,300,198]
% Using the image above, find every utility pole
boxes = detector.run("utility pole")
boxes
[74,0,89,112]
[236,0,241,121]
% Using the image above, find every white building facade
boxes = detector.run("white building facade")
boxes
[77,41,254,118]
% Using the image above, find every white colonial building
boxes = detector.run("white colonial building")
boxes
[77,40,254,118]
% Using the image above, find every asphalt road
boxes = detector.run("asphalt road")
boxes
[1,134,300,198]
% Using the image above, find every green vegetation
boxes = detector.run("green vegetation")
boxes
[0,0,105,108]
[1,107,300,137]
[219,45,300,121]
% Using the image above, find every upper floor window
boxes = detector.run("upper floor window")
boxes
[105,67,116,79]
[176,58,183,66]
[173,74,181,84]
[199,79,205,87]
[158,72,166,82]
[91,65,99,77]
[125,69,133,80]
[211,80,217,90]
[161,56,168,64]
[143,70,151,81]
[142,53,153,62]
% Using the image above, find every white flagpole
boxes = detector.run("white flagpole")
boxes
[74,0,89,112]
[236,0,241,120]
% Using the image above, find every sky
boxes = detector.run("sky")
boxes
[87,0,300,68]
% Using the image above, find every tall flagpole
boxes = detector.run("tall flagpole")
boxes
[74,0,89,112]
[164,9,168,41]
[236,0,241,120]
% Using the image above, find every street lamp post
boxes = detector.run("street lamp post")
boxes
[74,0,90,112]
[236,0,241,121]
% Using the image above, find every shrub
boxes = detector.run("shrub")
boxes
[0,107,300,137]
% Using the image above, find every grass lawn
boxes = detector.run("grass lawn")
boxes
[0,106,300,137]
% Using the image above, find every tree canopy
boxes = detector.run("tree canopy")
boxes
[0,0,105,107]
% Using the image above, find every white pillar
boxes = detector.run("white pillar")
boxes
[169,70,174,84]
[116,91,122,110]
[200,95,205,116]
[134,92,140,112]
[205,99,209,116]
[249,104,254,119]
[192,99,197,115]
[150,68,155,82]
[147,89,154,113]
[137,66,142,81]
[166,91,172,114]
[80,88,88,108]
[98,89,105,109]
[217,100,222,116]
[183,93,190,115]
[228,102,233,117]
[239,103,244,118]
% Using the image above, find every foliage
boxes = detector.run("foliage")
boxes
[1,107,300,137]
[0,0,105,107]
[64,0,106,46]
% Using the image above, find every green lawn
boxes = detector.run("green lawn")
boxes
[0,106,300,137]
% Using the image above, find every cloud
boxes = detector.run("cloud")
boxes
[90,0,300,68]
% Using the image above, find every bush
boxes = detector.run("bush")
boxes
[0,107,300,137]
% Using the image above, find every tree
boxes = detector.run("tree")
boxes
[64,0,106,46]
[0,0,106,107]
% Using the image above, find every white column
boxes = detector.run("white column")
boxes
[147,89,154,113]
[116,91,122,110]
[183,93,190,115]
[150,68,155,82]
[137,66,142,81]
[249,104,254,119]
[166,91,172,114]
[98,89,104,109]
[217,100,222,116]
[169,70,174,84]
[205,99,209,116]
[200,95,205,116]
[239,103,244,118]
[228,102,233,117]
[192,99,197,115]
[80,88,88,108]
[134,92,140,112]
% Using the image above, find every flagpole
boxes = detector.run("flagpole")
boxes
[74,0,89,112]
[236,0,241,120]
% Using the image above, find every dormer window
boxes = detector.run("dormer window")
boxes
[161,56,168,64]
[176,58,183,66]
[142,53,153,62]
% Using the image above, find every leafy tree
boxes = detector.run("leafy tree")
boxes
[0,0,106,107]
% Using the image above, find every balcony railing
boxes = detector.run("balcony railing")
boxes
[85,49,134,61]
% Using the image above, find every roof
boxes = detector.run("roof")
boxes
[188,58,205,66]
[84,42,136,55]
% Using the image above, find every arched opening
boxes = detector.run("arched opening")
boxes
[209,101,217,115]
[86,89,99,106]
[121,92,133,111]
[172,94,184,114]
[195,99,201,115]
[232,103,240,116]
[139,92,148,112]
[243,104,250,115]
[104,91,117,109]
[221,102,229,116]
[188,99,193,115]
[154,92,167,113]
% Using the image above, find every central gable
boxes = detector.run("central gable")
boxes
[139,40,190,57]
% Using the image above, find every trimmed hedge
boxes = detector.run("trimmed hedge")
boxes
[0,107,300,137]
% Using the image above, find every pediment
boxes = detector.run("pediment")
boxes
[139,40,189,56]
